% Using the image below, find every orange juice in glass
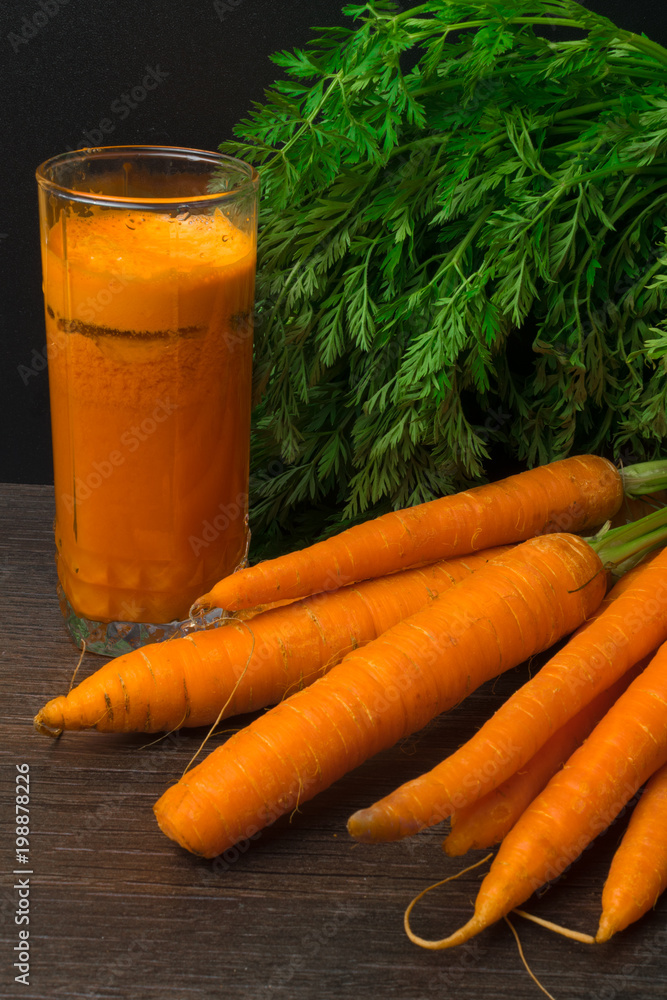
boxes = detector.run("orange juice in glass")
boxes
[36,147,259,654]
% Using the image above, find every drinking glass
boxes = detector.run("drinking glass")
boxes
[36,146,259,654]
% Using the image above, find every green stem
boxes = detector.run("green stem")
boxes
[607,64,667,82]
[476,101,620,160]
[276,73,342,163]
[588,502,667,575]
[391,2,667,65]
[606,186,667,291]
[621,460,667,497]
[406,16,593,39]
[571,181,667,339]
[389,2,667,68]
[624,31,667,68]
[559,162,667,190]
[387,134,449,162]
[552,100,620,123]
[410,60,531,99]
[424,201,496,288]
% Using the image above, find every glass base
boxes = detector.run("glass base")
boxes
[56,582,225,657]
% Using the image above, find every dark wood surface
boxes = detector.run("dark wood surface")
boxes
[2,483,666,1000]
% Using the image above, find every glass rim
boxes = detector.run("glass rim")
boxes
[35,144,259,209]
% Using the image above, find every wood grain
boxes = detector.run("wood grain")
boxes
[1,483,666,1000]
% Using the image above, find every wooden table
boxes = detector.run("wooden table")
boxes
[2,483,666,1000]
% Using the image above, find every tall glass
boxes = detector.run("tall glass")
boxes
[36,146,259,655]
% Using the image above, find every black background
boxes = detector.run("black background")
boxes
[1,0,666,485]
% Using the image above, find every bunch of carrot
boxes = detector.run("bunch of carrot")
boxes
[34,454,667,951]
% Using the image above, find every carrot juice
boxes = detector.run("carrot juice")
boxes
[37,148,258,649]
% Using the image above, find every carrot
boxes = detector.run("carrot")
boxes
[442,658,648,857]
[153,532,606,858]
[347,544,667,845]
[404,640,667,951]
[33,548,511,736]
[195,455,625,612]
[596,759,667,942]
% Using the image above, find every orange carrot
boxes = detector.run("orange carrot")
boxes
[442,658,648,856]
[596,759,667,942]
[33,548,510,736]
[347,547,667,844]
[404,640,667,950]
[153,533,605,858]
[195,455,623,612]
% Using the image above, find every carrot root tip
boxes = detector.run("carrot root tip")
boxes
[188,597,217,619]
[442,837,467,858]
[347,808,404,842]
[33,712,63,738]
[346,810,376,841]
[594,919,615,944]
[404,853,494,950]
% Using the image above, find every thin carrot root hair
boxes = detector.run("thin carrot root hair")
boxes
[504,914,558,1000]
[513,908,595,945]
[403,853,494,950]
[34,640,89,738]
[69,639,87,692]
[289,777,306,823]
[181,621,256,777]
[138,719,189,751]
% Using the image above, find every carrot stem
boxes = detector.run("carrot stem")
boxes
[587,504,667,573]
[622,460,667,496]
